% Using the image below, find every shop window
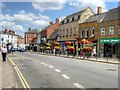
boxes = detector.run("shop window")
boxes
[70,28,72,36]
[101,27,105,36]
[84,28,88,38]
[118,25,120,34]
[90,27,94,38]
[109,26,114,35]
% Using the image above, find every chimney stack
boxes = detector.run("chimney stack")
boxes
[49,21,53,26]
[56,18,59,24]
[97,6,102,14]
[28,28,31,31]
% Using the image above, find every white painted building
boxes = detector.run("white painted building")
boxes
[0,31,17,49]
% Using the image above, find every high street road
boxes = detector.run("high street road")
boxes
[8,52,118,89]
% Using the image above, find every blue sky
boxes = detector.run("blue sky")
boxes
[0,1,119,36]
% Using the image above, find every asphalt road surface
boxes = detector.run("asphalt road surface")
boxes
[8,52,118,89]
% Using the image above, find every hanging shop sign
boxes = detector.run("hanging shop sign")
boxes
[100,38,120,44]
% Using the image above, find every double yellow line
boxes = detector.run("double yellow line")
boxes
[7,57,31,90]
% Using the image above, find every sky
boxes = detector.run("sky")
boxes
[0,0,119,37]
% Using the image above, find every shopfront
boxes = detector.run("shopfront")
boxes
[99,38,120,58]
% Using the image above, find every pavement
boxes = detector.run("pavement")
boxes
[32,52,120,64]
[0,54,16,88]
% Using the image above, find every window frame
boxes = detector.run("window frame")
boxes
[118,25,120,34]
[101,27,106,36]
[84,28,88,38]
[109,26,114,35]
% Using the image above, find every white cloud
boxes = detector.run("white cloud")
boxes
[0,21,25,32]
[32,0,67,12]
[69,0,108,13]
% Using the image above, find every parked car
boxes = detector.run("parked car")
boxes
[11,48,16,52]
[19,48,25,52]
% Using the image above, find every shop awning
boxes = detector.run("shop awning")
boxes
[55,46,61,50]
[46,43,51,46]
[79,39,90,44]
[54,42,59,46]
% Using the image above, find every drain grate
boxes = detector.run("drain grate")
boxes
[106,68,117,71]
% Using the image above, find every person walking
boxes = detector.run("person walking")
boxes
[1,46,7,62]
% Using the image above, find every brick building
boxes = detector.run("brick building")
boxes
[98,7,120,58]
[25,28,38,51]
[17,35,25,49]
[58,7,94,55]
[79,7,106,56]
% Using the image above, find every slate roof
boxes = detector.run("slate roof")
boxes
[48,29,58,40]
[61,7,94,23]
[84,13,106,23]
[102,7,120,22]
[25,29,38,34]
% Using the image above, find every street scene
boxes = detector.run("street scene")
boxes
[0,0,120,90]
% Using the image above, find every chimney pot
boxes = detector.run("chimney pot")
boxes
[56,18,59,23]
[97,6,102,14]
[49,22,53,26]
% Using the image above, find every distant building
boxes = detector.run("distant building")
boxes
[58,7,94,55]
[98,7,120,58]
[17,35,25,49]
[79,7,106,57]
[25,28,38,51]
[0,29,18,52]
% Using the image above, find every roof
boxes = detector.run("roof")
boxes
[61,7,93,22]
[25,29,38,34]
[48,29,58,40]
[102,7,120,22]
[84,13,106,23]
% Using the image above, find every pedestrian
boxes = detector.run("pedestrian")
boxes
[1,46,7,62]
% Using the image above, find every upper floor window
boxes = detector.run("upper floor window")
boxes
[64,19,67,24]
[74,16,78,21]
[109,26,114,35]
[118,25,120,34]
[66,29,68,36]
[90,27,94,38]
[101,27,105,36]
[69,18,72,22]
[80,29,83,38]
[63,30,65,37]
[70,28,72,36]
[84,28,88,38]
[74,27,77,36]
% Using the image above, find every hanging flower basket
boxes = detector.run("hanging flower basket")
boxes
[82,46,92,52]
[54,42,59,46]
[46,43,51,46]
[67,46,75,51]
[55,46,61,50]
[79,39,89,44]
[46,46,51,50]
[65,41,72,45]
[40,47,43,50]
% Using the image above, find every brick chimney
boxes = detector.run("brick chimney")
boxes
[5,29,8,34]
[97,6,102,14]
[28,28,31,31]
[56,18,59,24]
[49,21,53,26]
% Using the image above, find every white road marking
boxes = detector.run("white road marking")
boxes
[73,83,85,88]
[62,74,70,79]
[35,61,39,62]
[55,69,61,72]
[40,62,47,65]
[48,65,54,68]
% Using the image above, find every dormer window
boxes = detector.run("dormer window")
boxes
[74,16,78,21]
[69,18,72,22]
[64,19,67,24]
